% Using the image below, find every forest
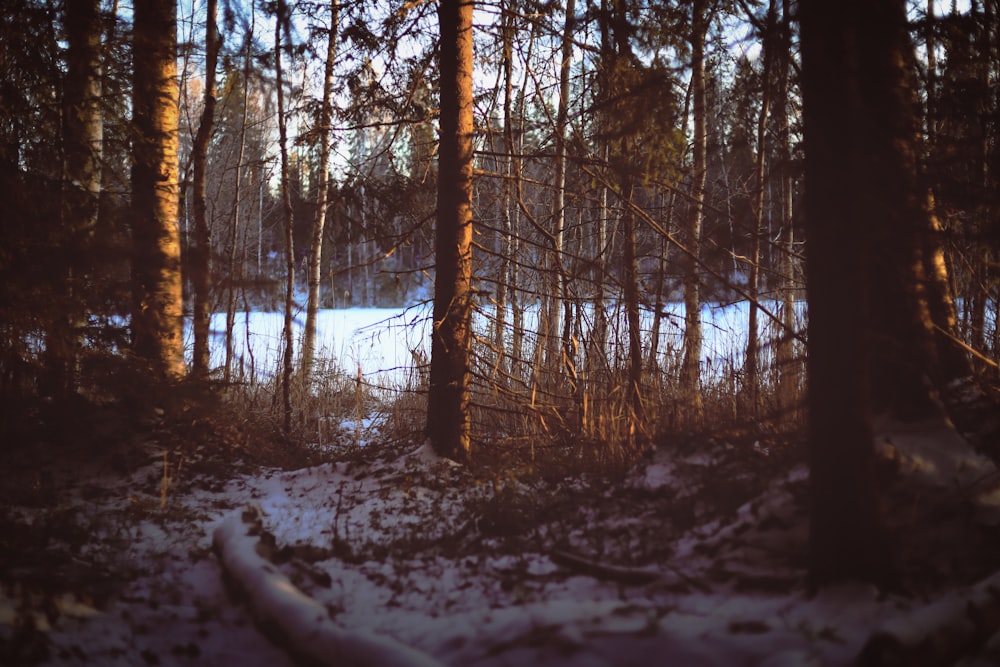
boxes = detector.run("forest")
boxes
[1,0,1000,664]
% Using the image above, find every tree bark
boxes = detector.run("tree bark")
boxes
[775,0,797,416]
[744,0,777,417]
[544,0,575,378]
[275,0,296,433]
[427,0,474,461]
[131,0,185,379]
[621,180,643,433]
[190,0,219,380]
[224,38,252,384]
[49,0,103,394]
[680,0,707,426]
[862,2,952,418]
[301,2,340,378]
[799,0,901,588]
[492,0,515,381]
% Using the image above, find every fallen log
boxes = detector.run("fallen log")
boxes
[212,505,444,667]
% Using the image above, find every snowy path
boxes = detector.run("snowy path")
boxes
[5,426,1000,666]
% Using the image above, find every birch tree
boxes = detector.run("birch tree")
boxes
[301,2,340,378]
[190,0,220,379]
[275,0,296,432]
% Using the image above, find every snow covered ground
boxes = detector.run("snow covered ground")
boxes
[4,413,1000,666]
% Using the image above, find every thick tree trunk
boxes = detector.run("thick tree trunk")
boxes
[862,4,950,419]
[190,0,219,380]
[131,0,184,379]
[800,0,905,588]
[427,0,474,461]
[301,2,340,378]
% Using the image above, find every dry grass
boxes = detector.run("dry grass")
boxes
[205,305,810,478]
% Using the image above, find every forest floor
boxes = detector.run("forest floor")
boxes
[3,387,1000,666]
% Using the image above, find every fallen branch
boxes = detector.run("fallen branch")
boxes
[549,548,708,592]
[213,505,444,667]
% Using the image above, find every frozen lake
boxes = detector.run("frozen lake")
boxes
[188,301,806,386]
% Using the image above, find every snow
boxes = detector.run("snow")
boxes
[5,416,1000,667]
[190,301,803,386]
[874,415,996,488]
[212,507,444,667]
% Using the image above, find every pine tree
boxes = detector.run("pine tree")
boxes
[427,0,474,461]
[131,0,185,379]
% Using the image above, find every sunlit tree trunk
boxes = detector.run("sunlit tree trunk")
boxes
[301,2,340,378]
[864,8,962,418]
[428,0,474,461]
[190,0,219,380]
[131,0,184,379]
[922,194,972,381]
[680,0,707,425]
[49,0,103,394]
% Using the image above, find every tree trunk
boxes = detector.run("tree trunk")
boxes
[799,0,902,588]
[775,0,797,416]
[587,0,614,426]
[492,0,513,380]
[427,0,474,461]
[744,0,777,417]
[191,0,219,380]
[131,0,184,379]
[922,194,972,381]
[50,0,103,394]
[863,2,952,418]
[680,0,707,426]
[301,2,340,379]
[648,189,676,371]
[275,0,295,433]
[621,180,643,435]
[224,35,252,384]
[545,0,575,378]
